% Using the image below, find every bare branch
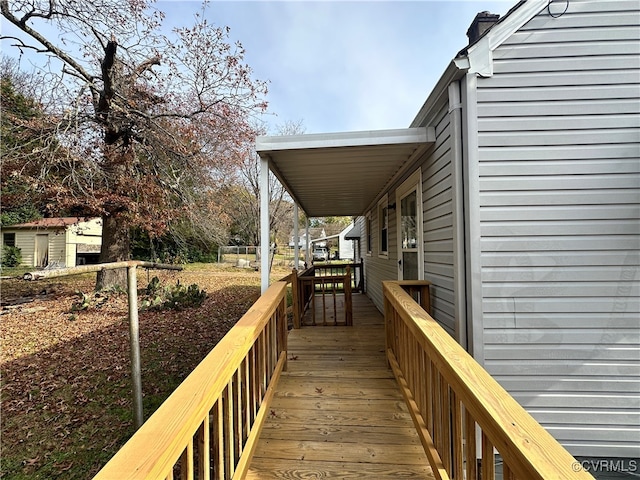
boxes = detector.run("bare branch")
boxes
[1,1,93,84]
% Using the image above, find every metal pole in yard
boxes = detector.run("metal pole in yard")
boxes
[23,260,182,431]
[127,265,144,429]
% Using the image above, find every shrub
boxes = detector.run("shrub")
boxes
[1,246,22,267]
[141,276,206,311]
[70,288,120,312]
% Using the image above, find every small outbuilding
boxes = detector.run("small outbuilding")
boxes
[0,217,102,268]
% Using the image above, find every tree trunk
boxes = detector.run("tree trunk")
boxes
[96,212,130,290]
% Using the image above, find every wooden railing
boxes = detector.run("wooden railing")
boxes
[311,261,364,292]
[295,265,353,327]
[94,281,289,480]
[383,281,594,480]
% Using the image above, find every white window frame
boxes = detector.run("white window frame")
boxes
[396,169,424,280]
[365,212,372,256]
[378,194,389,259]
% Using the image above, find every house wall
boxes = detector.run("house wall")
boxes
[361,99,463,340]
[421,102,458,338]
[48,230,67,266]
[338,226,355,260]
[473,0,640,458]
[0,219,102,268]
[65,219,103,267]
[362,197,398,311]
[1,230,36,266]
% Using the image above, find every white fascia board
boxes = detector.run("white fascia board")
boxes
[256,127,432,154]
[465,0,548,77]
[411,60,467,128]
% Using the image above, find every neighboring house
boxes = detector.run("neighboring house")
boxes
[0,217,102,268]
[305,223,357,260]
[338,222,355,261]
[258,0,639,461]
[288,228,327,250]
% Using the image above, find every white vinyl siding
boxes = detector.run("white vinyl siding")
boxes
[361,100,461,339]
[0,230,35,266]
[48,231,66,266]
[365,98,456,337]
[476,0,640,458]
[364,198,397,311]
[0,219,102,268]
[422,103,457,337]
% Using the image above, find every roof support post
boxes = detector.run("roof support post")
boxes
[305,218,310,266]
[293,203,300,270]
[260,155,270,293]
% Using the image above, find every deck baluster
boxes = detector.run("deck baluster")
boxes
[451,392,464,480]
[482,432,495,480]
[465,411,477,480]
[383,280,593,480]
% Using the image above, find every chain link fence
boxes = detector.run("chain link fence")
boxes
[217,246,304,269]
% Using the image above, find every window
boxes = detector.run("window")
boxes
[3,233,15,247]
[366,213,372,255]
[378,195,389,258]
[396,169,423,280]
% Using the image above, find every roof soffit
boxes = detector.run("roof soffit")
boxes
[257,127,434,217]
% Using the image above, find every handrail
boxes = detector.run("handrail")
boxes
[383,281,594,480]
[298,261,364,292]
[94,281,289,480]
[297,269,353,326]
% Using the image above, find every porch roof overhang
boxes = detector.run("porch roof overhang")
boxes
[256,127,434,217]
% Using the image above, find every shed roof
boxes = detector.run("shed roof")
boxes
[344,223,361,240]
[5,217,98,229]
[256,127,434,217]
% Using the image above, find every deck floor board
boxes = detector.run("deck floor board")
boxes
[247,294,435,479]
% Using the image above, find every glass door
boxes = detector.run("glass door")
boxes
[396,170,423,280]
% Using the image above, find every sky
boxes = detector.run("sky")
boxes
[160,0,515,134]
[2,0,516,135]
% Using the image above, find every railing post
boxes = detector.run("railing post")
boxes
[127,265,144,429]
[383,294,391,364]
[277,292,288,371]
[344,266,353,326]
[420,284,431,315]
[358,257,364,292]
[291,268,300,329]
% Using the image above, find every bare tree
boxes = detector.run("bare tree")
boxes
[1,0,267,288]
[226,120,304,248]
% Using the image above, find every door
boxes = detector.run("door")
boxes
[396,170,423,280]
[35,234,49,267]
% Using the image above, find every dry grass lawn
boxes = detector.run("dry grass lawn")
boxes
[1,263,289,479]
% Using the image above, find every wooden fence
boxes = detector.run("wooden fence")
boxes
[94,281,289,480]
[383,281,594,480]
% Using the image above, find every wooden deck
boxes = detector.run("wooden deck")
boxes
[246,294,435,479]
